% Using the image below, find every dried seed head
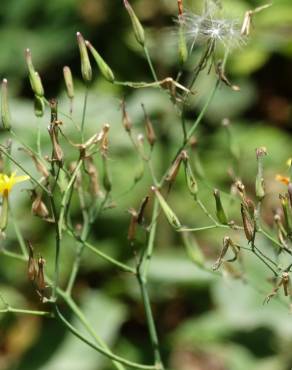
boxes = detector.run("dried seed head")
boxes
[123,0,145,46]
[121,99,132,132]
[31,191,49,219]
[241,203,255,243]
[63,66,74,99]
[85,157,100,197]
[36,257,46,292]
[86,41,115,83]
[142,104,156,147]
[27,241,37,281]
[1,79,11,130]
[76,32,92,82]
[151,186,181,229]
[166,152,183,183]
[127,208,138,241]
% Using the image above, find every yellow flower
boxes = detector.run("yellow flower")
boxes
[275,174,290,185]
[287,158,292,167]
[0,172,30,196]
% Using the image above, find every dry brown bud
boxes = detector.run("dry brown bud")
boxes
[142,104,156,147]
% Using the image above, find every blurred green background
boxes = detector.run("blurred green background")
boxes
[0,0,292,369]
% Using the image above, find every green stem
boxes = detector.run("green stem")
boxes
[55,306,157,370]
[50,196,61,301]
[66,229,136,274]
[0,306,51,316]
[63,294,125,370]
[10,211,28,258]
[81,85,89,141]
[143,46,158,82]
[137,273,164,370]
[0,145,50,195]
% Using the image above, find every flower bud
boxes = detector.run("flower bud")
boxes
[213,189,228,225]
[151,186,181,229]
[123,0,145,46]
[102,154,112,192]
[255,147,267,200]
[63,66,74,99]
[0,189,9,232]
[25,49,44,97]
[34,95,45,117]
[178,21,188,65]
[76,32,92,82]
[280,194,291,234]
[137,195,149,225]
[1,79,11,130]
[86,41,115,83]
[182,151,198,198]
[142,104,156,147]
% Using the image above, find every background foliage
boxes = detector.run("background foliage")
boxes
[0,0,292,369]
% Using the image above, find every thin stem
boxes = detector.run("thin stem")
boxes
[197,198,218,225]
[63,295,125,370]
[0,145,50,195]
[81,85,89,141]
[55,306,157,370]
[10,211,28,258]
[143,46,158,82]
[50,196,61,301]
[142,197,159,279]
[137,273,164,370]
[66,229,136,274]
[0,248,26,261]
[0,306,51,316]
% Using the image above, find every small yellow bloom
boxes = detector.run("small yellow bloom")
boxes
[287,158,292,167]
[275,174,290,186]
[0,172,30,196]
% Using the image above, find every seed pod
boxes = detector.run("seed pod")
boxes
[121,99,132,132]
[86,41,115,83]
[102,154,112,192]
[241,203,255,243]
[76,32,92,82]
[213,189,228,225]
[166,152,183,183]
[25,49,45,97]
[36,257,46,292]
[151,186,181,229]
[128,208,138,241]
[123,0,145,46]
[182,152,198,198]
[34,95,45,117]
[27,241,37,281]
[1,79,11,130]
[142,104,156,147]
[255,147,267,200]
[63,66,74,99]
